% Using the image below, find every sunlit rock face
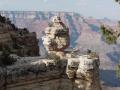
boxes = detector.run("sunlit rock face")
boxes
[42,16,70,54]
[66,54,101,90]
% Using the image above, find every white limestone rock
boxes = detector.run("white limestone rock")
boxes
[42,16,69,54]
[77,55,99,74]
[66,54,101,90]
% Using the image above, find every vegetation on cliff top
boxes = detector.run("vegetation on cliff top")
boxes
[0,48,16,66]
[100,25,118,44]
[47,53,62,68]
[116,0,120,4]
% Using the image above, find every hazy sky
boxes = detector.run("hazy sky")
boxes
[0,0,120,20]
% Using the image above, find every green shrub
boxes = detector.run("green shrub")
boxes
[47,53,61,67]
[47,53,60,61]
[0,49,16,66]
[100,25,117,44]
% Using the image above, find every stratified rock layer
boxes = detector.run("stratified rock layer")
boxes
[0,15,39,56]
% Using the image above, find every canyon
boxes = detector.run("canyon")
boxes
[0,11,120,90]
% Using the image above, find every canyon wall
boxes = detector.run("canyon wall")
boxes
[0,11,119,89]
[0,14,39,57]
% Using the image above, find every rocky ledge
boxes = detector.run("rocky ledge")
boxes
[0,54,101,90]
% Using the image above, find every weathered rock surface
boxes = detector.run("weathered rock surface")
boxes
[0,15,39,56]
[0,54,101,90]
[42,16,69,55]
[66,55,101,90]
[0,58,66,90]
[0,15,101,90]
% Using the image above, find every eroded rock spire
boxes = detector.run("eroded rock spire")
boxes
[42,16,70,57]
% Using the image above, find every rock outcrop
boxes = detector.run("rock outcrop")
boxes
[42,16,101,90]
[0,58,66,90]
[42,16,69,56]
[0,15,101,90]
[0,54,101,90]
[66,54,101,90]
[0,15,39,56]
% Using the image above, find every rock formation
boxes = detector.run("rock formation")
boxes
[41,16,101,90]
[0,54,101,90]
[0,15,101,90]
[66,54,101,90]
[0,15,39,57]
[42,16,69,57]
